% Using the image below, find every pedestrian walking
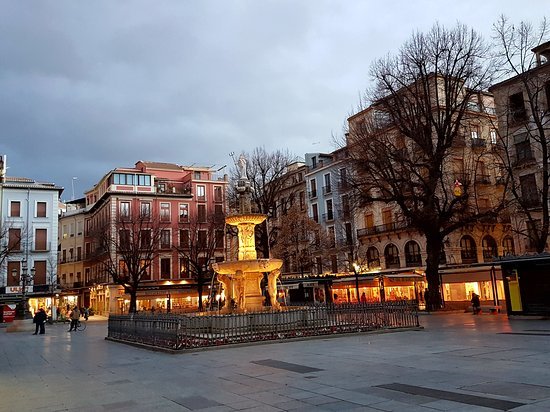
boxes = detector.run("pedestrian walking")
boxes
[33,307,47,335]
[68,306,80,331]
[471,292,481,315]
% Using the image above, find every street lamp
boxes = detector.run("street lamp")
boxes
[11,261,35,319]
[352,263,360,303]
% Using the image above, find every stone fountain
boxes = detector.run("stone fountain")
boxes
[211,155,283,312]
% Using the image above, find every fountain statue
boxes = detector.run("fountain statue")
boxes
[211,155,283,311]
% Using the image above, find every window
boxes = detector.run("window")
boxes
[311,156,317,168]
[509,92,527,124]
[325,199,333,221]
[299,191,305,211]
[198,230,207,248]
[119,230,130,250]
[345,222,353,245]
[341,194,350,219]
[119,201,130,219]
[35,228,47,251]
[160,202,171,222]
[405,241,422,266]
[139,230,151,249]
[482,235,498,262]
[339,168,348,189]
[470,129,479,140]
[77,221,83,236]
[198,204,207,223]
[140,202,151,218]
[196,185,206,201]
[309,179,317,198]
[384,244,400,268]
[501,236,514,256]
[316,256,323,275]
[520,174,540,207]
[8,228,21,251]
[330,255,338,273]
[367,247,380,269]
[323,173,332,194]
[312,204,319,223]
[179,257,190,278]
[194,171,201,180]
[137,175,151,186]
[10,201,21,217]
[36,202,47,217]
[33,260,47,285]
[460,235,478,264]
[179,229,190,249]
[490,129,498,145]
[77,246,82,261]
[179,203,189,222]
[214,186,223,202]
[515,134,534,164]
[214,204,224,222]
[160,230,171,249]
[160,258,171,279]
[327,226,335,248]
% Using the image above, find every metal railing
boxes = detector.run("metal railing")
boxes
[107,301,419,351]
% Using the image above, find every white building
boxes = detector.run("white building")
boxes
[0,155,63,315]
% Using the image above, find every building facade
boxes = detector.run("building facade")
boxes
[0,155,63,317]
[82,161,228,315]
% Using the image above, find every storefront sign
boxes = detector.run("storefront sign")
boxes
[5,286,33,294]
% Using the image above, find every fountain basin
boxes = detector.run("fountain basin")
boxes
[225,213,267,226]
[212,258,282,274]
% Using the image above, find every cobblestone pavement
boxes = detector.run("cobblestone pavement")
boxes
[1,313,550,411]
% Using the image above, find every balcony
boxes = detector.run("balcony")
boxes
[471,138,486,148]
[308,190,317,199]
[356,220,410,238]
[322,185,332,195]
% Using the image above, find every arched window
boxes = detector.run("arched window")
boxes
[460,235,478,264]
[384,244,400,269]
[405,241,422,266]
[503,236,515,256]
[482,235,498,261]
[366,247,380,269]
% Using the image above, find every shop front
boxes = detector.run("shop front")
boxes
[439,265,504,311]
[331,273,425,304]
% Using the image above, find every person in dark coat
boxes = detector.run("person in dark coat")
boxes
[33,308,48,335]
[471,293,481,315]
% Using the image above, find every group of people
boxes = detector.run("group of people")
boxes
[31,305,89,335]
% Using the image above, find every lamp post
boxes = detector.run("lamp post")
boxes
[166,293,171,313]
[352,263,360,303]
[12,261,35,319]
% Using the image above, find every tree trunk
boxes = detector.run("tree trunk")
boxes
[259,220,270,258]
[128,287,138,314]
[424,233,443,311]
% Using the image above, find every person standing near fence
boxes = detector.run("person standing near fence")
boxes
[68,306,80,331]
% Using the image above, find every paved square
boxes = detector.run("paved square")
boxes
[2,313,550,411]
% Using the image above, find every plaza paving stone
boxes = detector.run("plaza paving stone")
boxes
[1,312,550,411]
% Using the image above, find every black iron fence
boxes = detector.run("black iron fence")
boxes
[107,301,420,351]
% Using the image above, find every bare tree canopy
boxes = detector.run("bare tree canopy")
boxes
[230,147,295,258]
[348,23,504,310]
[491,16,550,253]
[174,210,225,312]
[93,211,169,313]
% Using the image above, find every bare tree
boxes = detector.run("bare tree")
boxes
[271,202,322,277]
[347,23,505,310]
[231,147,294,258]
[93,211,168,314]
[0,221,24,270]
[492,16,550,253]
[174,211,225,312]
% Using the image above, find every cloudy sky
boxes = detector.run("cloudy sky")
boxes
[0,1,546,200]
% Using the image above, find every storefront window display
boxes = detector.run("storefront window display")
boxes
[443,280,504,302]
